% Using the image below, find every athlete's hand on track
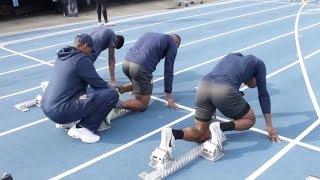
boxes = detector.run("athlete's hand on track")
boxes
[167,97,180,109]
[267,126,282,143]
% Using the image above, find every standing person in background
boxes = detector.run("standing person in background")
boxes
[95,0,115,26]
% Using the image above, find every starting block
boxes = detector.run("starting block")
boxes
[149,147,172,170]
[14,81,49,112]
[139,139,223,180]
[200,140,224,161]
[97,108,130,131]
[14,95,42,112]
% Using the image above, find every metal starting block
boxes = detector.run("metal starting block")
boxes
[97,108,130,132]
[149,147,172,170]
[14,95,42,112]
[200,140,224,161]
[139,141,224,180]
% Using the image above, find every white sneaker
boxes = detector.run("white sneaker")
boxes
[68,125,100,144]
[56,122,76,129]
[159,128,175,159]
[97,21,103,25]
[105,22,115,26]
[209,122,226,150]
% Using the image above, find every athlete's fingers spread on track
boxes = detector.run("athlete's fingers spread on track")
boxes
[275,135,282,142]
[267,134,281,143]
[169,102,180,109]
[267,127,281,143]
[167,99,180,109]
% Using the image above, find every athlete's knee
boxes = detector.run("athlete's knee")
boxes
[243,108,256,128]
[137,103,148,112]
[135,95,150,112]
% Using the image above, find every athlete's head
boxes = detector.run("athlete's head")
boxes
[74,34,94,55]
[115,35,125,49]
[171,34,181,48]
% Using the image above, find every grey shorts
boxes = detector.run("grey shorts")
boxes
[195,81,250,122]
[122,60,153,95]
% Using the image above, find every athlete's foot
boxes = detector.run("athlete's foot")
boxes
[209,122,226,150]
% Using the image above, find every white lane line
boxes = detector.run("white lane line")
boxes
[180,8,305,47]
[0,2,295,76]
[246,119,320,180]
[295,3,320,117]
[0,118,48,137]
[0,0,242,46]
[0,86,42,100]
[0,0,276,60]
[0,42,72,60]
[48,112,195,180]
[246,3,320,179]
[0,10,169,37]
[0,47,54,67]
[166,3,296,34]
[0,60,55,76]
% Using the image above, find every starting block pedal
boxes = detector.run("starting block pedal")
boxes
[140,140,223,180]
[149,147,172,170]
[14,95,42,112]
[97,108,130,132]
[200,140,224,161]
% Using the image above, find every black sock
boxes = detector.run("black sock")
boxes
[172,129,184,140]
[220,121,235,132]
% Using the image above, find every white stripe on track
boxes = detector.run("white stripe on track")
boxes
[0,0,278,60]
[0,2,295,76]
[0,0,242,46]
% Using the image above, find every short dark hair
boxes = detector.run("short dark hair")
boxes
[115,35,124,49]
[172,34,181,43]
[171,34,181,47]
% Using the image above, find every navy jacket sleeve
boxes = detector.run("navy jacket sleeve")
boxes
[255,58,271,114]
[164,42,177,93]
[76,57,109,90]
